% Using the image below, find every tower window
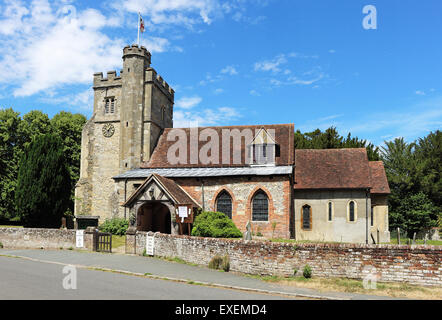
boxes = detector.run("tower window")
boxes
[104,98,116,114]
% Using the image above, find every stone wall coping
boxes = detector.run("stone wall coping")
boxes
[135,231,442,251]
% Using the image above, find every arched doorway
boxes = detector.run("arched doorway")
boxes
[137,202,171,234]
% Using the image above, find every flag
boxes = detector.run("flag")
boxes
[140,15,145,33]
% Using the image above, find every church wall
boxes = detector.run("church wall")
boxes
[370,194,390,243]
[294,189,370,243]
[173,175,292,239]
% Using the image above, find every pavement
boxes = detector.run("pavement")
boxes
[0,248,400,300]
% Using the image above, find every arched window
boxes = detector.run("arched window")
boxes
[252,191,268,221]
[216,191,232,219]
[328,202,333,221]
[349,201,356,222]
[302,205,312,230]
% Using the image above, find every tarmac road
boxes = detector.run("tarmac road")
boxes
[0,255,295,300]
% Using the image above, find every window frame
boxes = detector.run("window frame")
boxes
[216,190,233,219]
[251,190,269,222]
[347,200,358,223]
[301,204,312,230]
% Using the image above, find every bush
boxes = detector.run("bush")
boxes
[303,265,312,279]
[222,255,230,272]
[99,218,129,236]
[208,255,223,270]
[191,211,242,238]
[0,242,3,248]
[208,254,230,272]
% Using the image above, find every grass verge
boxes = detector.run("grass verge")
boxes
[245,274,442,300]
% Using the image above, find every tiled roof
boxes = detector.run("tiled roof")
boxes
[368,161,390,194]
[123,173,199,207]
[142,124,295,168]
[113,166,293,179]
[294,148,372,190]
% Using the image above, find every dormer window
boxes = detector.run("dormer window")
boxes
[249,128,277,166]
[104,98,115,114]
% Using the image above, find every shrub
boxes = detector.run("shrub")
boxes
[222,255,230,272]
[191,211,242,238]
[208,255,223,269]
[99,218,129,236]
[0,242,3,248]
[303,265,312,279]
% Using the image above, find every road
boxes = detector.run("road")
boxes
[0,256,294,300]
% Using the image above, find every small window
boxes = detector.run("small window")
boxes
[328,202,333,221]
[349,201,355,222]
[216,191,232,219]
[161,107,166,121]
[104,98,115,114]
[302,205,312,230]
[252,190,268,221]
[252,144,275,165]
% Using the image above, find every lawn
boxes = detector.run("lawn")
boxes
[112,235,125,248]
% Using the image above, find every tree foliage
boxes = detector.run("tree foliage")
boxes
[381,132,441,234]
[15,134,72,228]
[294,127,380,160]
[0,108,86,221]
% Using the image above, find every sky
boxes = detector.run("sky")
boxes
[0,0,441,146]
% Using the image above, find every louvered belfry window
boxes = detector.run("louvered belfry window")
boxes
[216,191,232,219]
[252,191,268,221]
[104,98,115,114]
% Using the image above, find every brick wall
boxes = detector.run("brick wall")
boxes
[131,232,441,287]
[0,228,84,250]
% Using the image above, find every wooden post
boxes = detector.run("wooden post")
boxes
[412,232,416,245]
[424,233,428,245]
[397,227,401,244]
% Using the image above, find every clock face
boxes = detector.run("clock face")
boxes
[102,123,115,138]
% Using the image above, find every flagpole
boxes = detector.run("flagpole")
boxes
[137,12,140,46]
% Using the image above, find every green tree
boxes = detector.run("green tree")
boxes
[0,108,22,220]
[294,126,380,160]
[51,111,87,206]
[15,134,72,228]
[389,192,439,237]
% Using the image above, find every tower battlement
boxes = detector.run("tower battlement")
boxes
[93,71,122,88]
[145,68,175,100]
[123,44,151,65]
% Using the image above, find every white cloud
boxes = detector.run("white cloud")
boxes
[173,106,241,127]
[213,88,224,94]
[415,90,426,96]
[221,65,238,75]
[175,96,203,109]
[249,89,260,96]
[254,54,287,73]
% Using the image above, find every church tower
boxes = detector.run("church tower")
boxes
[75,44,174,220]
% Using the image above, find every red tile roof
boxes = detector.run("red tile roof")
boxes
[294,148,390,193]
[143,124,295,168]
[294,148,371,190]
[368,161,391,194]
[123,173,199,207]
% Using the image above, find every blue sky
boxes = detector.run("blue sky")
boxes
[0,0,441,146]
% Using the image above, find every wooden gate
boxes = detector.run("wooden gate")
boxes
[96,232,112,253]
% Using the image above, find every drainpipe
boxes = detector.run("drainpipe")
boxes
[366,188,369,244]
[201,180,205,212]
[124,179,128,219]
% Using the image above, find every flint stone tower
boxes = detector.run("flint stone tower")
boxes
[75,45,174,220]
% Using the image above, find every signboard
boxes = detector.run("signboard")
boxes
[174,204,194,224]
[146,235,155,256]
[76,230,84,248]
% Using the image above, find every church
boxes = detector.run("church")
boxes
[74,44,391,243]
